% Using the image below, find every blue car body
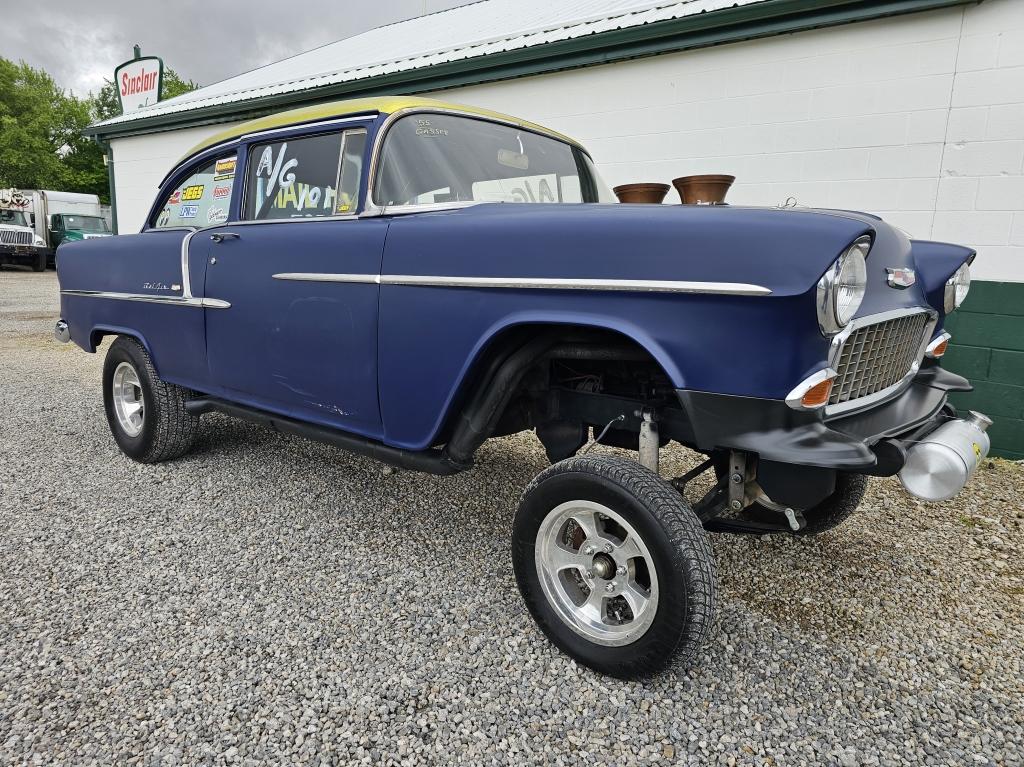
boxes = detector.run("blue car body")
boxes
[57,96,977,490]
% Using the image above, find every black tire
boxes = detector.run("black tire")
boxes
[102,336,199,463]
[32,251,46,272]
[512,455,717,679]
[744,472,869,536]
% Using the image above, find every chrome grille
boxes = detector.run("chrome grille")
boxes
[829,311,930,407]
[0,230,32,245]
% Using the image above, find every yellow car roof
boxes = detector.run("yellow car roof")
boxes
[179,95,583,164]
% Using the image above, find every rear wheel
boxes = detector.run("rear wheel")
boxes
[513,455,717,679]
[102,336,199,463]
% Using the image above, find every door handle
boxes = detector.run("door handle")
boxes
[210,232,240,243]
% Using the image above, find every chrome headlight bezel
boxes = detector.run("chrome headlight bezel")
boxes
[817,235,870,336]
[944,262,971,314]
[33,234,46,247]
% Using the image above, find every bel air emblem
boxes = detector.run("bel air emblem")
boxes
[886,267,916,289]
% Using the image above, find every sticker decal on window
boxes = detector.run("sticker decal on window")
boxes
[179,205,198,219]
[181,185,205,202]
[214,157,237,180]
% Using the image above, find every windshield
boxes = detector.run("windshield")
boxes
[0,209,28,227]
[61,215,109,232]
[373,113,610,206]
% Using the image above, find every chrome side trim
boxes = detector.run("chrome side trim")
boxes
[271,273,773,296]
[180,229,199,298]
[60,290,230,309]
[275,273,379,284]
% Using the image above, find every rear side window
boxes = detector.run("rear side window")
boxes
[243,132,347,221]
[152,153,237,229]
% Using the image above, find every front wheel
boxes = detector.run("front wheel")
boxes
[512,455,717,679]
[32,251,46,272]
[102,336,199,463]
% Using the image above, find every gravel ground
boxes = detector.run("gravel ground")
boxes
[1,268,1022,766]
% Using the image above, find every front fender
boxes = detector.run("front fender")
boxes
[909,239,976,322]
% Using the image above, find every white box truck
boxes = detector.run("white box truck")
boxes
[0,190,112,270]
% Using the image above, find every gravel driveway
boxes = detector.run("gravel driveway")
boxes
[1,268,1021,766]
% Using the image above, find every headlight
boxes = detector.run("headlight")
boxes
[944,262,971,313]
[817,236,870,335]
[33,235,45,246]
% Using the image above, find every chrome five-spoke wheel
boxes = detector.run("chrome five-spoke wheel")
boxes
[111,361,144,437]
[536,500,658,646]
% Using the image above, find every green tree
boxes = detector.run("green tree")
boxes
[92,68,197,122]
[0,58,81,192]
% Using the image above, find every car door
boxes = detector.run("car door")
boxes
[201,126,386,439]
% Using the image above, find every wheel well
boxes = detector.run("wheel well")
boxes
[89,329,155,368]
[437,323,678,464]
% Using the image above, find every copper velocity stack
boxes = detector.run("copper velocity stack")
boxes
[612,183,671,204]
[672,174,735,205]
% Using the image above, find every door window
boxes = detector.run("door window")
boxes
[152,153,238,229]
[243,132,351,221]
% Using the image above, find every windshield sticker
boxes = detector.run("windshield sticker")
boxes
[415,117,448,137]
[213,185,232,199]
[181,185,205,202]
[215,157,236,179]
[207,206,227,224]
[168,190,181,205]
[179,205,198,219]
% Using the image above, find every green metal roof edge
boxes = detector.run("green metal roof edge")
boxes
[86,0,976,141]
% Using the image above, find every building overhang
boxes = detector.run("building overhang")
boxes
[85,0,975,143]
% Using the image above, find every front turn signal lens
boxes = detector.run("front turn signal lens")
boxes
[786,368,838,410]
[925,332,951,359]
[801,378,834,408]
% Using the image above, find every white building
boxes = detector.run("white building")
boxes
[87,0,1024,457]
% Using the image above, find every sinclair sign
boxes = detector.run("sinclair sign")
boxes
[114,54,164,115]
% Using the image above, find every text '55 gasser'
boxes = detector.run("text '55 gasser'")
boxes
[55,95,986,679]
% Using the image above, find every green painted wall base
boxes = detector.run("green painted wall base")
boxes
[943,280,1024,460]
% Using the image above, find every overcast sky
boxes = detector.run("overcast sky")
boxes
[5,0,477,96]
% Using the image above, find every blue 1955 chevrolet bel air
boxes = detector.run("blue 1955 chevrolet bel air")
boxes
[56,96,988,678]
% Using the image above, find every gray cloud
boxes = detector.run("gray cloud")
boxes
[4,0,476,96]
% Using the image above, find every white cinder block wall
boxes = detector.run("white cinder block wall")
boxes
[437,0,1024,283]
